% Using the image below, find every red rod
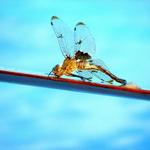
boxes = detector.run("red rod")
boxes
[0,69,150,100]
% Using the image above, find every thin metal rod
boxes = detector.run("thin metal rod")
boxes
[0,69,150,100]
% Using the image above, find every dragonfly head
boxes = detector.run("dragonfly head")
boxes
[52,64,61,77]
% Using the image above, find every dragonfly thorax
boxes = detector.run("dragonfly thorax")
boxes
[61,57,77,75]
[75,51,91,60]
[52,58,78,77]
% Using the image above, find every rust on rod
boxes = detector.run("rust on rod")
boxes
[0,69,150,100]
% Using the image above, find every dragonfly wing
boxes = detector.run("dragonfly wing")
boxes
[51,16,74,57]
[76,70,93,81]
[89,59,109,70]
[74,22,96,58]
[92,71,113,84]
[89,59,114,84]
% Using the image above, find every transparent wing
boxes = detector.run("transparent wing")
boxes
[89,59,114,84]
[74,22,96,58]
[51,16,74,57]
[90,59,109,70]
[76,70,93,81]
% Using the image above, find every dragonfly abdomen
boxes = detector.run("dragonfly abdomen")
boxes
[97,66,127,85]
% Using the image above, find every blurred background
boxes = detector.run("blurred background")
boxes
[0,0,150,149]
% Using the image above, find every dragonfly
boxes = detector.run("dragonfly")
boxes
[49,16,127,85]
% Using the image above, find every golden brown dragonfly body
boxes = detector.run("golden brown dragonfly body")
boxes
[50,16,127,85]
[53,57,97,77]
[52,56,126,84]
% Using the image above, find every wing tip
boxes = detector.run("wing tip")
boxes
[51,16,59,25]
[76,22,85,26]
[51,16,59,20]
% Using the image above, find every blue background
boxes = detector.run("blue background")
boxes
[0,0,150,149]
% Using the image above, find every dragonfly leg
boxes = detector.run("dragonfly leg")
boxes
[70,73,92,82]
[48,69,54,77]
[48,71,52,76]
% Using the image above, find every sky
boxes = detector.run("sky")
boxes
[0,0,150,150]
